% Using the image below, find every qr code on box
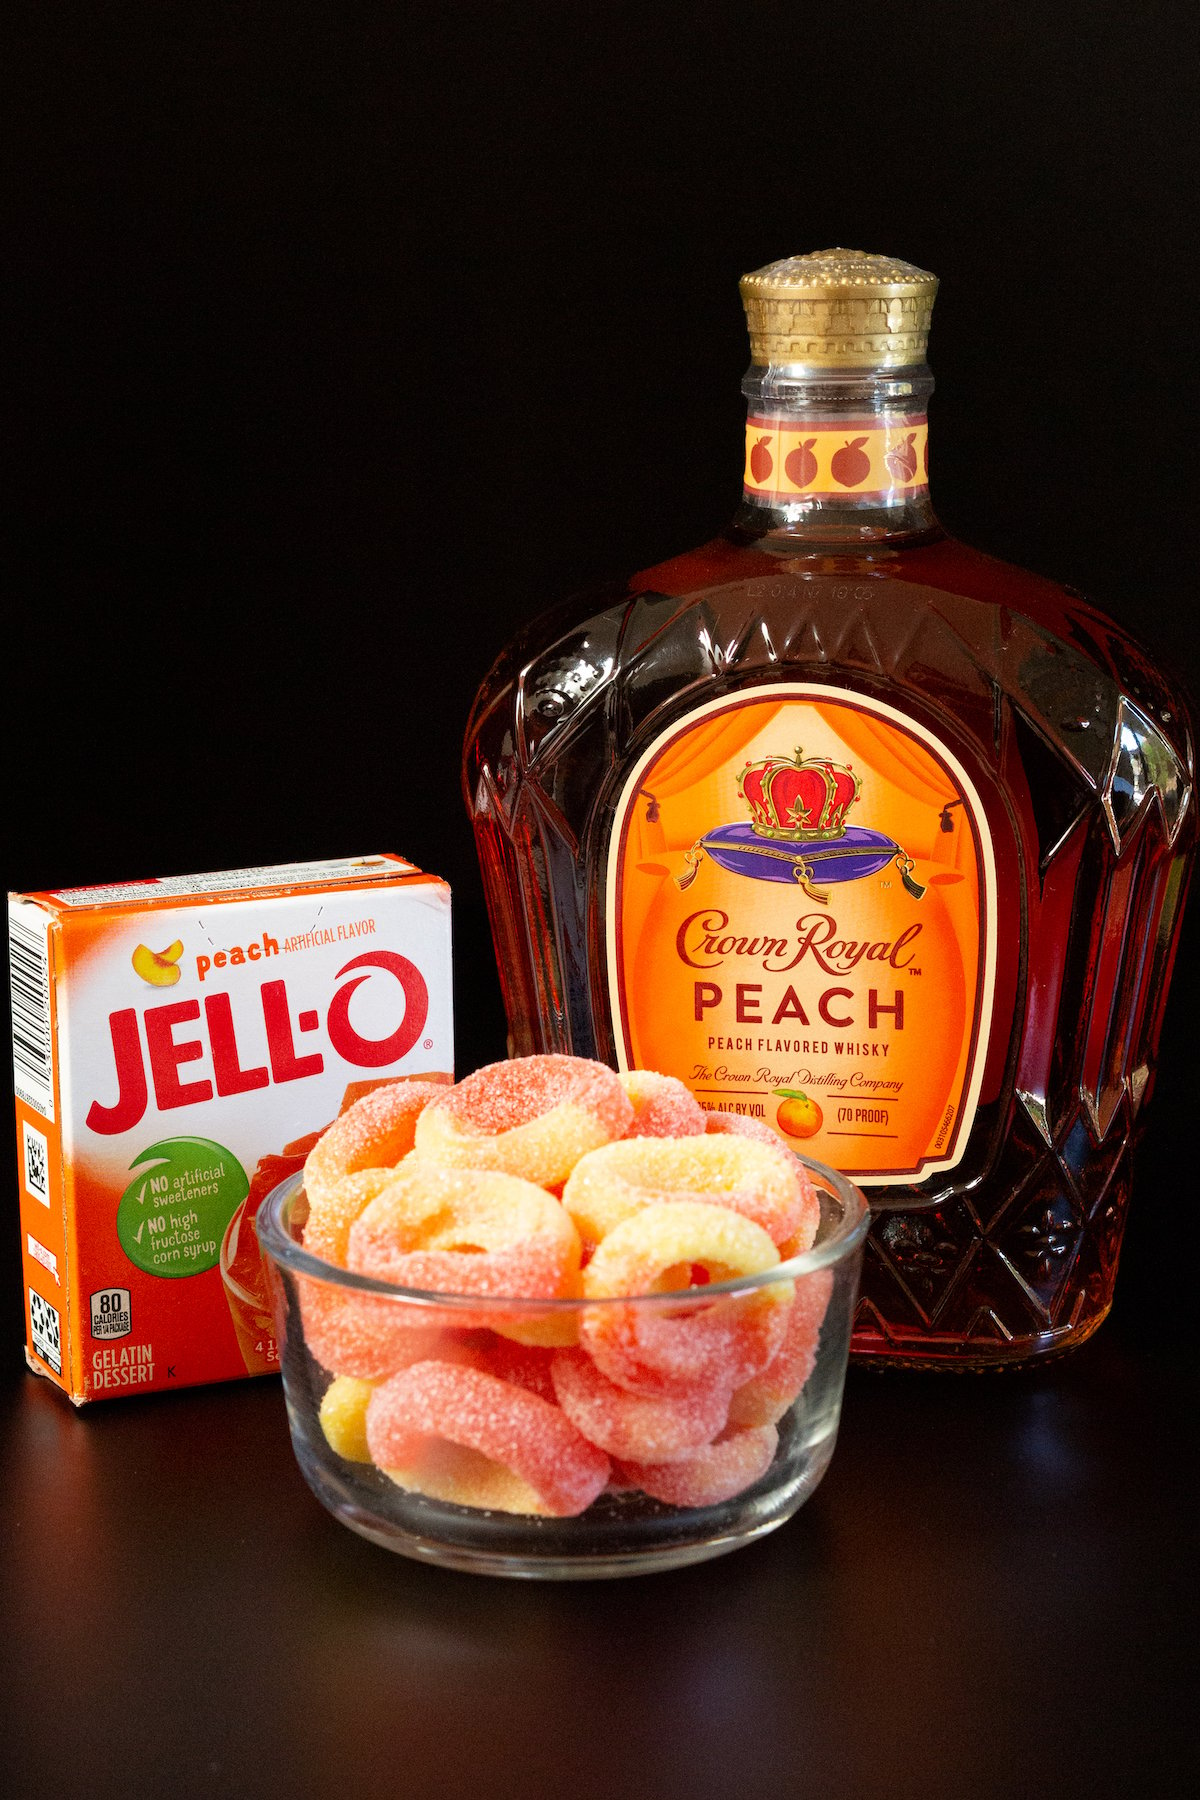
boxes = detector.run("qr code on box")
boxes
[22,1120,50,1205]
[29,1289,61,1374]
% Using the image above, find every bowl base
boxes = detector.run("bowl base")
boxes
[333,1506,794,1579]
[293,1417,837,1580]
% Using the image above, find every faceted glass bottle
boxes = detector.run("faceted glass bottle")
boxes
[463,250,1195,1368]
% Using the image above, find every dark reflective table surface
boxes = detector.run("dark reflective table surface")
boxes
[3,1166,1195,1800]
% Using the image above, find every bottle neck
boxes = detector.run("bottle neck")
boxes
[733,362,938,545]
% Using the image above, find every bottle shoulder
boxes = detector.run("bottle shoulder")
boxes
[479,528,1180,674]
[465,527,1193,814]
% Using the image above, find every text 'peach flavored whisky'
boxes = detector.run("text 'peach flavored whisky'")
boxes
[464,250,1196,1367]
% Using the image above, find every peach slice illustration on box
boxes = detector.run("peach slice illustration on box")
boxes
[131,939,184,986]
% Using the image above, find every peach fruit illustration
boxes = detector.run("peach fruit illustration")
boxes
[773,1088,823,1138]
[132,941,184,986]
[750,435,774,484]
[784,438,818,487]
[884,433,918,482]
[830,437,871,487]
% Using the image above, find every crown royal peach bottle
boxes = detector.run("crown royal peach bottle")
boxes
[463,250,1196,1367]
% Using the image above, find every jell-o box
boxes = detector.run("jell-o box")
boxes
[7,854,452,1402]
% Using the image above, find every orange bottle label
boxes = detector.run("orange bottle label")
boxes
[606,686,997,1184]
[743,416,929,501]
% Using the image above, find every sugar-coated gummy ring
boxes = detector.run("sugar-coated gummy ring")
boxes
[413,1055,634,1189]
[704,1113,822,1252]
[582,1282,791,1398]
[302,1169,398,1266]
[581,1201,789,1396]
[565,1136,806,1259]
[300,1280,488,1381]
[345,1163,582,1308]
[619,1071,705,1139]
[318,1374,376,1461]
[366,1358,611,1517]
[551,1347,730,1463]
[704,1110,788,1150]
[480,1335,558,1403]
[488,1307,581,1350]
[583,1199,780,1297]
[727,1268,833,1429]
[613,1423,778,1508]
[304,1080,448,1215]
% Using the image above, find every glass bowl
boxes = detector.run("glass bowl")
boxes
[256,1160,867,1579]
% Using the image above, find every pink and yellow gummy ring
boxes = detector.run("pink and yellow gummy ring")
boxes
[704,1113,823,1252]
[581,1200,789,1396]
[727,1268,833,1429]
[563,1134,808,1257]
[618,1070,705,1139]
[551,1346,730,1463]
[614,1423,778,1508]
[318,1374,376,1462]
[304,1079,447,1219]
[704,1109,788,1150]
[413,1055,633,1189]
[302,1168,397,1267]
[366,1359,611,1517]
[346,1162,582,1303]
[299,1280,476,1382]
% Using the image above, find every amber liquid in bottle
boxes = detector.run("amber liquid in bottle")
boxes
[464,255,1195,1368]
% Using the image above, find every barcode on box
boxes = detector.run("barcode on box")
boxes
[8,904,55,1121]
[29,1289,62,1375]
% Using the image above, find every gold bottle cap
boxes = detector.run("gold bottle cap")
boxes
[740,249,938,368]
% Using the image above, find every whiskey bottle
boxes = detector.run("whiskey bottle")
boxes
[463,250,1195,1367]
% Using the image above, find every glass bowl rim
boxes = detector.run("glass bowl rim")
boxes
[255,1155,868,1315]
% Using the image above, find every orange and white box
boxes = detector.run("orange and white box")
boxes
[8,854,453,1403]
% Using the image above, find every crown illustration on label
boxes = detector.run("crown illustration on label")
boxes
[737,747,861,841]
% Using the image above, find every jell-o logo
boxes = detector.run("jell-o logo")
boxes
[85,951,431,1135]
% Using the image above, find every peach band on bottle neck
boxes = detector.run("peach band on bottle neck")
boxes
[743,415,929,502]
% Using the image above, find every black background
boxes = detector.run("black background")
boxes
[3,6,1198,1797]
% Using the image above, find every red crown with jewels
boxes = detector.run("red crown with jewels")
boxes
[737,747,861,841]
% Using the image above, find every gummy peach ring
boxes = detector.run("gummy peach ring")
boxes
[618,1071,705,1139]
[341,1163,582,1347]
[563,1135,808,1258]
[299,1278,486,1381]
[727,1267,833,1429]
[366,1359,611,1517]
[581,1200,790,1397]
[551,1347,730,1464]
[319,1374,376,1462]
[704,1113,822,1253]
[413,1055,633,1189]
[347,1163,581,1299]
[302,1169,397,1267]
[304,1080,448,1218]
[614,1424,778,1509]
